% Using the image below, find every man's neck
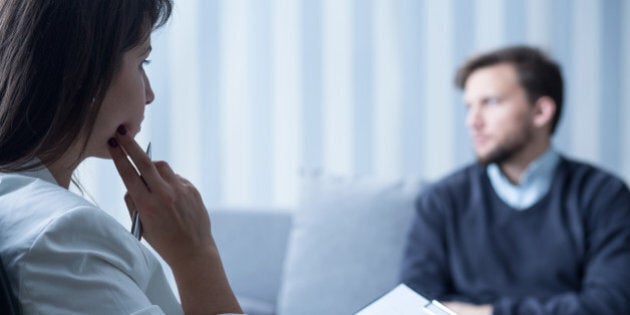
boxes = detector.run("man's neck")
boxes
[498,139,551,185]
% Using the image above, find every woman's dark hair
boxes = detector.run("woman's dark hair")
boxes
[454,45,564,135]
[0,0,172,172]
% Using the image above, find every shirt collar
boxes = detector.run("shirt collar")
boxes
[14,159,59,186]
[487,148,560,210]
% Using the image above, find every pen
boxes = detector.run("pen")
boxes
[131,142,151,240]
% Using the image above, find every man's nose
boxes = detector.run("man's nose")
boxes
[466,106,482,130]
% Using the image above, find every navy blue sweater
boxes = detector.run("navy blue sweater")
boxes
[401,157,630,314]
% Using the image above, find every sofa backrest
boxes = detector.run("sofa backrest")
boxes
[210,175,424,315]
[276,175,422,315]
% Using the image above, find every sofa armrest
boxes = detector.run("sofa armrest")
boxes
[210,207,292,309]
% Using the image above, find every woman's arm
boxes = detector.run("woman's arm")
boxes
[108,128,242,315]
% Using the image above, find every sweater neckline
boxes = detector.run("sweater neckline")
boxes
[481,157,567,214]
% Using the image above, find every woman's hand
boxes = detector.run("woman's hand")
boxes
[107,126,242,314]
[107,127,212,266]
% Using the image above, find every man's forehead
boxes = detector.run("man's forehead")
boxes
[463,65,522,101]
[465,64,519,89]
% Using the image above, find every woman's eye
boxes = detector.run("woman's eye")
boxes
[141,59,151,68]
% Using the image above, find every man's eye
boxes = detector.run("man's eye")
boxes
[484,97,500,105]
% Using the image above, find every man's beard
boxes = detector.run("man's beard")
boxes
[476,126,533,165]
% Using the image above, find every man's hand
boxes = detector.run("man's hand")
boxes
[443,301,492,315]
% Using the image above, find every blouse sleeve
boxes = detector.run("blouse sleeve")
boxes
[17,206,183,315]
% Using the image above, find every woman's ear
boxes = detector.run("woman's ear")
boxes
[532,96,556,131]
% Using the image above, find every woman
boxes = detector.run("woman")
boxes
[0,1,242,314]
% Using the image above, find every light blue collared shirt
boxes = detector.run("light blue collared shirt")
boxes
[487,148,560,210]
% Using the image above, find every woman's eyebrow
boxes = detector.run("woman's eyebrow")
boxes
[140,45,152,56]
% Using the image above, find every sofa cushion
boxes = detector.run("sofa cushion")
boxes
[277,174,422,315]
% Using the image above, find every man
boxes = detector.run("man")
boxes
[401,46,630,315]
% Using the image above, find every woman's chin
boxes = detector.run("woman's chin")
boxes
[98,150,114,160]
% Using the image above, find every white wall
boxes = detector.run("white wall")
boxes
[78,0,630,225]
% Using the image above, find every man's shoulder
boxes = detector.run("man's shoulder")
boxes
[558,156,628,188]
[555,156,630,213]
[428,163,484,191]
[418,163,485,205]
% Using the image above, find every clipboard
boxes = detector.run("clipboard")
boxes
[355,283,457,315]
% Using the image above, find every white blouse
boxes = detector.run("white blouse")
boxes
[0,166,183,314]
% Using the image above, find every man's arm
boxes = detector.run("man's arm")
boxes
[489,181,630,315]
[400,188,453,300]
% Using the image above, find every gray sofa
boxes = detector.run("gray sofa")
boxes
[211,175,423,315]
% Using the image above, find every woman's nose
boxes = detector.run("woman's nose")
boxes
[144,73,155,105]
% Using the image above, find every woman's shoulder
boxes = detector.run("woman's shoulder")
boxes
[0,170,94,210]
[0,176,176,314]
[0,172,159,281]
[23,205,156,273]
[0,171,102,246]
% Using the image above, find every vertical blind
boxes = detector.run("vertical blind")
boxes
[77,0,630,225]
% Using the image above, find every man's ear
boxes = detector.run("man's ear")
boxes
[532,96,556,131]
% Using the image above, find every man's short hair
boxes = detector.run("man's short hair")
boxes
[454,46,564,134]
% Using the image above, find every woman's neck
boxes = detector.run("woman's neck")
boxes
[44,158,78,188]
[42,144,84,189]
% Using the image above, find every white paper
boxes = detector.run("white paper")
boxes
[355,283,435,315]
